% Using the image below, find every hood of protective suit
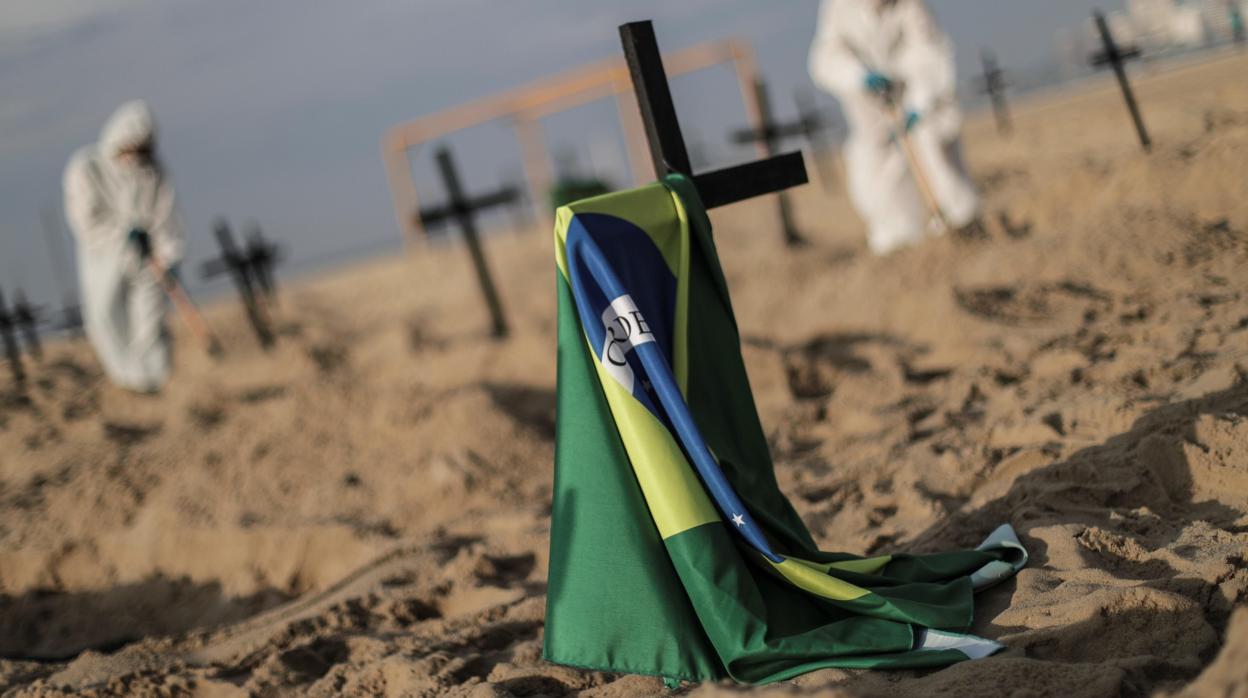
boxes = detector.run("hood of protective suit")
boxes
[100,100,156,156]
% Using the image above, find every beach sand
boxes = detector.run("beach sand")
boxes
[1,50,1247,697]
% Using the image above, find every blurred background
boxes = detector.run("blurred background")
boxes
[4,0,1244,311]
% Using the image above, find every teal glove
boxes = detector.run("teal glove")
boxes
[904,109,921,131]
[889,112,921,146]
[864,71,893,95]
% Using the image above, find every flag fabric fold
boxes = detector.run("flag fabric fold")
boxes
[544,174,1027,685]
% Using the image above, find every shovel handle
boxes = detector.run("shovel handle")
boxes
[885,102,950,233]
[148,259,222,356]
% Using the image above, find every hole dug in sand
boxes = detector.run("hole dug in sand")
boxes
[0,577,291,661]
[0,522,389,663]
[903,381,1248,693]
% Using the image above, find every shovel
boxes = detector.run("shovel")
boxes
[133,231,223,357]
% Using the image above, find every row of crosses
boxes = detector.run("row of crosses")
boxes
[414,11,1163,339]
[2,220,285,388]
[7,10,1158,379]
[415,20,810,339]
[975,10,1150,150]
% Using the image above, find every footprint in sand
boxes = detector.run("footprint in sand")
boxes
[187,403,225,430]
[954,281,1111,326]
[304,342,350,375]
[273,637,349,684]
[774,333,905,401]
[998,211,1034,239]
[237,384,288,404]
[101,421,162,446]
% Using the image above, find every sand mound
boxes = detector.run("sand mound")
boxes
[2,52,1247,697]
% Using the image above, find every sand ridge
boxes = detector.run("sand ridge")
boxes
[1,52,1247,697]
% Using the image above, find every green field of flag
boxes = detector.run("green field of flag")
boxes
[544,174,1027,685]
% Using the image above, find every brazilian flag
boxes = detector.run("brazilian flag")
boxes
[544,174,1027,685]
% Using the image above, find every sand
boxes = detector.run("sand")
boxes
[1,50,1247,697]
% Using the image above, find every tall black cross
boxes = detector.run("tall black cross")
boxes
[1090,10,1151,151]
[202,221,275,348]
[419,146,517,339]
[0,288,27,385]
[728,77,816,246]
[979,49,1012,135]
[619,20,807,214]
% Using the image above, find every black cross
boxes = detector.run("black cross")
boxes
[10,290,42,362]
[1089,10,1151,151]
[202,221,276,348]
[241,225,282,301]
[979,49,1012,135]
[732,84,830,148]
[728,77,819,246]
[419,146,517,339]
[425,171,530,237]
[618,20,807,213]
[0,288,27,385]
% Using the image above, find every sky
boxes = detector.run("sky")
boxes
[0,0,1120,309]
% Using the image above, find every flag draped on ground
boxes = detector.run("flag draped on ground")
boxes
[544,174,1028,685]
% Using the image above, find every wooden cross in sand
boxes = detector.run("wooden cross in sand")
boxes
[618,21,808,217]
[728,76,825,247]
[239,225,282,302]
[418,146,519,340]
[0,287,36,385]
[202,221,277,348]
[979,49,1012,136]
[1089,10,1151,151]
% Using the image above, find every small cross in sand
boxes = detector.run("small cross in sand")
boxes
[418,146,520,340]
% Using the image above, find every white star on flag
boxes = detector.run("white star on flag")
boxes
[731,513,745,527]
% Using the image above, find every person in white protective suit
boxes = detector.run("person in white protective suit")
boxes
[809,0,981,255]
[63,100,186,392]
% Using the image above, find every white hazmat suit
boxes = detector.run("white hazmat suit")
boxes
[63,101,185,392]
[809,0,980,255]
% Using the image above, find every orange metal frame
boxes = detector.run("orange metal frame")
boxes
[381,38,765,242]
